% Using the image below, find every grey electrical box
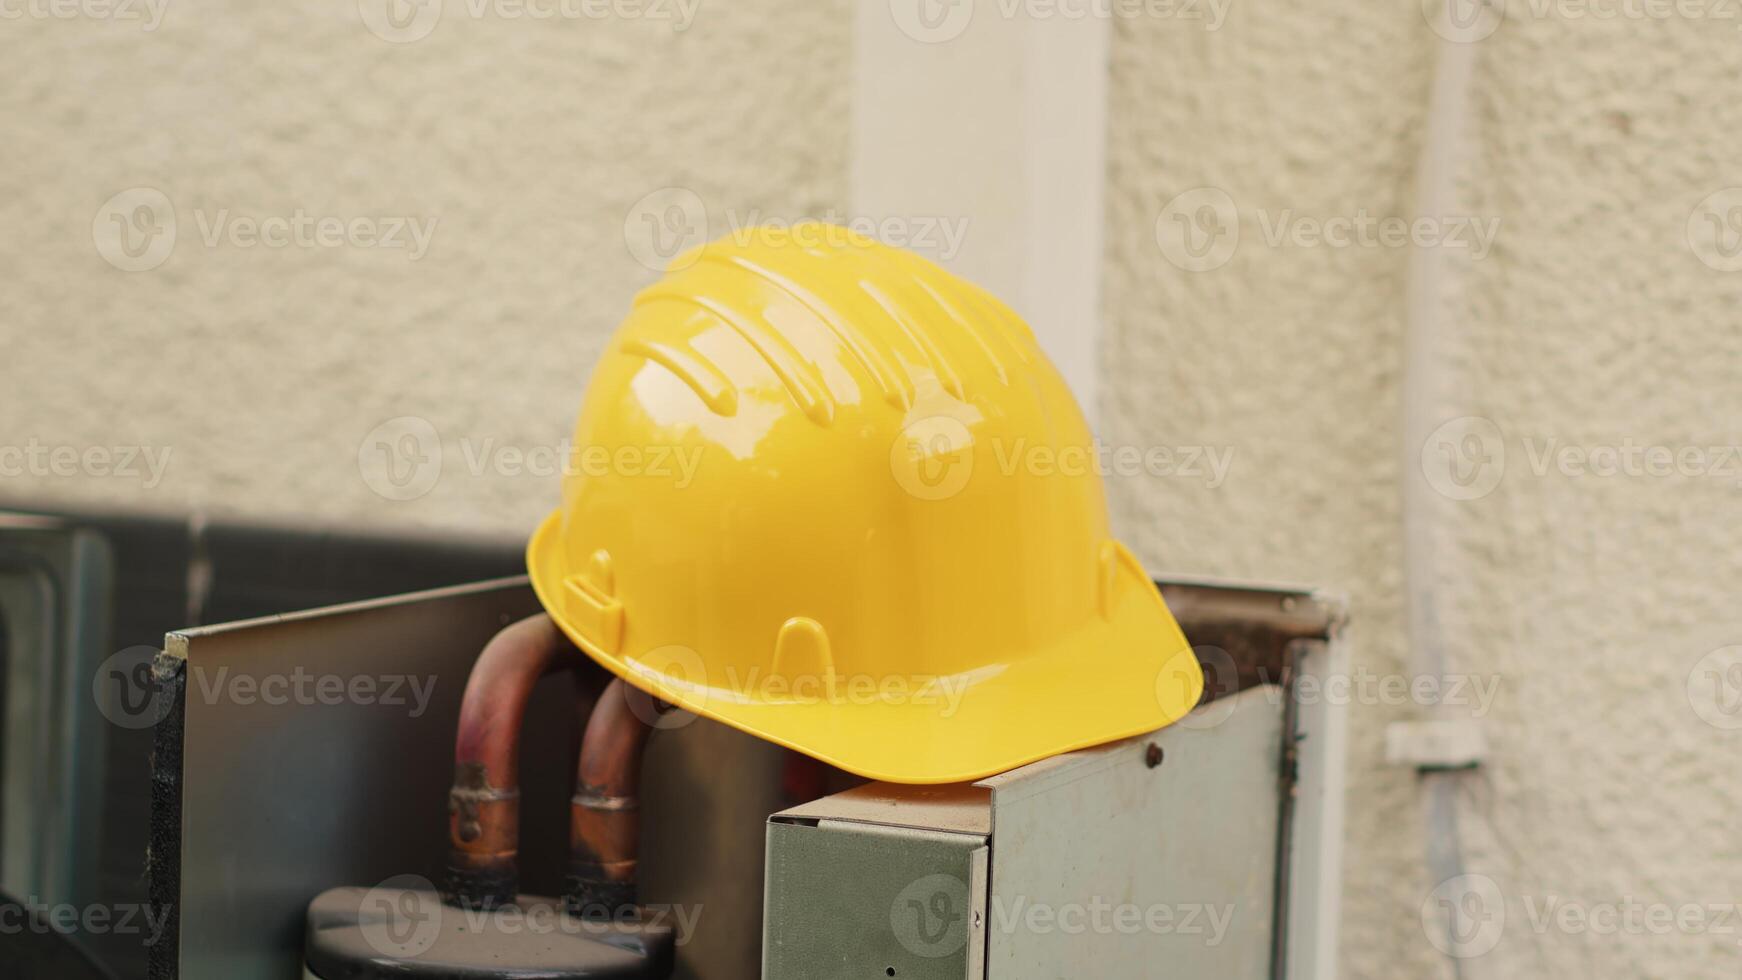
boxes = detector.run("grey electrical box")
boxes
[763,579,1348,980]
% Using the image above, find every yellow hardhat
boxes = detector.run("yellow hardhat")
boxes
[528,223,1203,784]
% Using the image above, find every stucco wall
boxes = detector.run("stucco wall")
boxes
[1,0,850,535]
[1106,3,1742,978]
[5,1,1741,977]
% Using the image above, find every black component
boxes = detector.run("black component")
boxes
[444,861,519,911]
[563,874,637,920]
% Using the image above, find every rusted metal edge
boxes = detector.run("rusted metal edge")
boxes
[1157,578,1347,706]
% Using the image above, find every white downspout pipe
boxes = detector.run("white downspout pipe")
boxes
[1401,2,1487,974]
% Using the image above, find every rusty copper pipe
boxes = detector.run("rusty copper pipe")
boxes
[566,677,666,918]
[446,613,591,908]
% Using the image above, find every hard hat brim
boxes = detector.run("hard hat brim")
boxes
[528,510,1205,785]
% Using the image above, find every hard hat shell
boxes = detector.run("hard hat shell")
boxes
[528,223,1202,785]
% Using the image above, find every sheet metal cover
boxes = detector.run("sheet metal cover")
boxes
[977,685,1287,980]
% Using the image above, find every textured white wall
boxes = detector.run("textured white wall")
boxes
[1,0,850,535]
[1105,3,1742,979]
[5,1,1741,977]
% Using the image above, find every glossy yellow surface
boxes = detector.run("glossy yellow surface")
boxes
[528,224,1202,784]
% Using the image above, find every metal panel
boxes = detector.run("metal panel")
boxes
[756,578,1351,980]
[159,577,782,980]
[763,819,988,980]
[0,515,113,909]
[772,781,991,837]
[1283,639,1348,980]
[977,685,1286,980]
[1155,576,1348,980]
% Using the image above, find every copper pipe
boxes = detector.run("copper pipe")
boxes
[445,613,590,908]
[566,678,666,918]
